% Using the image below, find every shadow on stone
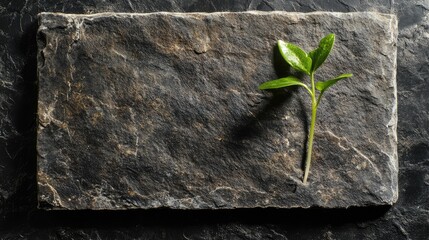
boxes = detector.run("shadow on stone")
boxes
[272,43,291,78]
[3,20,39,217]
[229,89,295,143]
[228,43,304,144]
[22,206,392,229]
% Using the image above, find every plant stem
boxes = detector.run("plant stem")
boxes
[303,73,317,184]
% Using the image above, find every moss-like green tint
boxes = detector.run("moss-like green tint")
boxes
[259,33,352,184]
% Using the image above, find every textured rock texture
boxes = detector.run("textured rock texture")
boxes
[1,0,428,239]
[37,11,398,210]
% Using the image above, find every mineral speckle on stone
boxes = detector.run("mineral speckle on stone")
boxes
[37,11,398,210]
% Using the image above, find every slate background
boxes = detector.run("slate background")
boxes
[0,0,427,239]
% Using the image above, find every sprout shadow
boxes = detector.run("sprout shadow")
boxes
[228,89,295,143]
[229,44,307,144]
[229,44,310,173]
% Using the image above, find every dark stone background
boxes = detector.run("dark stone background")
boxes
[0,0,427,239]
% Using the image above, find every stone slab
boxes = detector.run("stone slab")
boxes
[37,11,398,210]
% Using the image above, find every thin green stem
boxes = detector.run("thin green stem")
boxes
[303,72,317,184]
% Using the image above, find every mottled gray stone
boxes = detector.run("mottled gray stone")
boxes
[36,11,398,210]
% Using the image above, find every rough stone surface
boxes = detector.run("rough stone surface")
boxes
[1,0,428,239]
[37,11,398,210]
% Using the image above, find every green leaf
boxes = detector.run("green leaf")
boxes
[278,40,312,75]
[259,76,308,90]
[309,33,335,73]
[316,73,353,92]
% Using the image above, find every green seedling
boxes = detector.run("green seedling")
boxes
[258,33,352,184]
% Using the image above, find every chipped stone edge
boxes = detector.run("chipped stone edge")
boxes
[386,13,399,205]
[37,10,396,17]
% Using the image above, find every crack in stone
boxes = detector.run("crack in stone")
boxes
[321,130,383,178]
[39,181,65,208]
[393,219,412,240]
